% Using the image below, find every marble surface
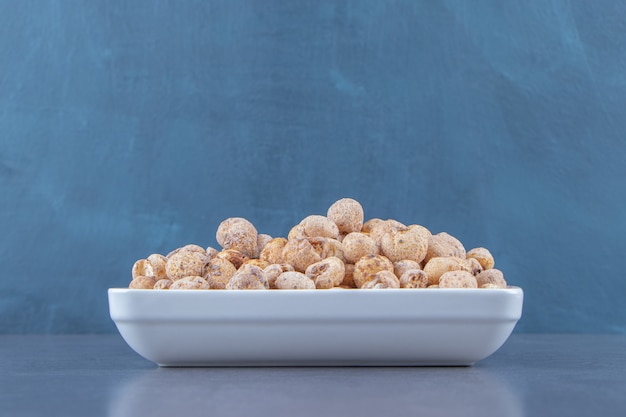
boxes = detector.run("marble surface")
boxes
[1,334,625,417]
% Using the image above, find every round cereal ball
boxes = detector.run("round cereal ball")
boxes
[353,254,394,288]
[204,257,237,289]
[216,217,258,258]
[132,259,154,280]
[170,276,210,290]
[361,270,400,289]
[306,237,333,259]
[129,275,156,289]
[342,232,379,264]
[305,257,345,289]
[226,265,268,290]
[143,254,168,281]
[466,247,495,270]
[475,269,507,288]
[216,249,249,270]
[423,256,468,286]
[166,251,208,281]
[369,219,408,247]
[154,279,172,290]
[361,218,385,234]
[274,271,316,290]
[380,225,430,263]
[393,260,422,279]
[263,263,295,288]
[439,271,477,288]
[399,269,428,288]
[259,237,287,265]
[465,257,483,276]
[167,244,206,259]
[425,232,466,263]
[282,238,322,272]
[299,215,340,239]
[288,224,307,240]
[327,198,364,234]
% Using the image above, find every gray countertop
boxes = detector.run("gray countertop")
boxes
[1,334,625,417]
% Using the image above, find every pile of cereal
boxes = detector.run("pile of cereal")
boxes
[129,198,508,290]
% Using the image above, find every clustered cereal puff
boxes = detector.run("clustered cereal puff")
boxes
[129,198,508,290]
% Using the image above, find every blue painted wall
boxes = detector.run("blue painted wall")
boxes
[1,1,625,333]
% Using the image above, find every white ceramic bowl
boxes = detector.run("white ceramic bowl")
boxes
[108,287,523,366]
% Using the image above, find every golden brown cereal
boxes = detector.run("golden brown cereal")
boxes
[425,232,466,263]
[287,224,307,240]
[465,257,484,276]
[481,283,501,289]
[353,254,394,288]
[255,234,273,258]
[423,256,468,286]
[216,249,249,270]
[167,244,207,259]
[305,257,345,289]
[299,215,340,239]
[342,232,379,264]
[369,219,408,247]
[170,276,210,290]
[132,259,153,279]
[130,198,512,291]
[263,263,295,288]
[226,265,268,290]
[129,275,156,289]
[259,237,287,265]
[439,271,477,288]
[361,270,400,289]
[341,263,357,288]
[203,257,237,289]
[153,279,173,289]
[146,254,167,281]
[466,247,495,270]
[307,237,333,259]
[380,225,430,263]
[361,218,385,234]
[282,238,322,272]
[476,269,507,288]
[166,251,207,281]
[327,198,364,234]
[216,217,258,258]
[399,269,429,288]
[393,260,422,279]
[274,271,316,290]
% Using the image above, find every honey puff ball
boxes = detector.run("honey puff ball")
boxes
[226,265,269,290]
[305,257,345,289]
[274,271,316,290]
[380,225,430,263]
[353,255,394,288]
[342,233,379,264]
[216,217,258,258]
[327,198,364,234]
[439,271,477,288]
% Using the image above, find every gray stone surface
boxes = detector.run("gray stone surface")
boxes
[1,334,625,416]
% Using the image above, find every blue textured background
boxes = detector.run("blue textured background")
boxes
[1,1,625,333]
